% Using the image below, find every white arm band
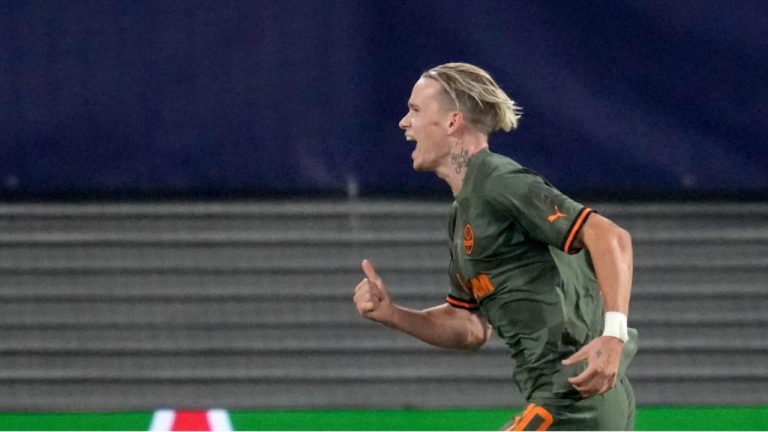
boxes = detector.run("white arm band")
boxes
[603,311,629,343]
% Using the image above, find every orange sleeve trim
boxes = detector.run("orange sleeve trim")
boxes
[446,295,478,310]
[563,207,592,254]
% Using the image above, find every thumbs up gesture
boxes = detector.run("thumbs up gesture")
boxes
[353,259,393,323]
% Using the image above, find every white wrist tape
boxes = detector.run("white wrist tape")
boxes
[603,311,629,343]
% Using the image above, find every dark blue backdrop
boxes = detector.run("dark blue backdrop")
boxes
[1,1,766,200]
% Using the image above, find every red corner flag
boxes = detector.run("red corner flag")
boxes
[150,409,233,431]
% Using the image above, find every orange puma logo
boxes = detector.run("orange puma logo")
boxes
[547,206,567,223]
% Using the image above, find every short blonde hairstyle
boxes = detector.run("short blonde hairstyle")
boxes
[423,62,522,134]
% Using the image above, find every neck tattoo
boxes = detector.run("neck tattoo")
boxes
[450,148,469,174]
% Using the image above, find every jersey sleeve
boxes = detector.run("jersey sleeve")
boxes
[445,204,479,311]
[447,263,479,310]
[486,168,594,254]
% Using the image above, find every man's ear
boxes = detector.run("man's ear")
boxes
[447,111,465,134]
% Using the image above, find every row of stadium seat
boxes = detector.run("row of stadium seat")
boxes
[0,201,765,410]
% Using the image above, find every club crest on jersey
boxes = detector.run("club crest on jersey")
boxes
[463,224,474,254]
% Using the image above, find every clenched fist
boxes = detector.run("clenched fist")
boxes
[353,259,393,323]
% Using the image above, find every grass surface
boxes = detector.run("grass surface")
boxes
[0,407,765,430]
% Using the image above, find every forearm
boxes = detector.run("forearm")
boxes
[379,303,489,350]
[590,226,633,315]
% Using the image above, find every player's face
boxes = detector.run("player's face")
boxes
[398,78,453,172]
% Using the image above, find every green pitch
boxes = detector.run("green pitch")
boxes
[0,407,766,430]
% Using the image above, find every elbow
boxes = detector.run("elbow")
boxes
[591,216,632,254]
[584,218,633,266]
[615,226,632,249]
[578,214,633,256]
[609,226,634,274]
[460,337,486,351]
[461,323,491,351]
[615,226,633,255]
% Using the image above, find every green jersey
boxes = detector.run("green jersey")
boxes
[445,149,637,403]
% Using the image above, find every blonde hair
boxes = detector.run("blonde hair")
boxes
[423,62,522,134]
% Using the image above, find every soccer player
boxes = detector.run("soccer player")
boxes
[353,63,638,430]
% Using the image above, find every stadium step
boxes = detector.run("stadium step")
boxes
[0,200,766,410]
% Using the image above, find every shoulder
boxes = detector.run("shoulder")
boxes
[476,152,547,198]
[479,150,523,173]
[470,151,521,190]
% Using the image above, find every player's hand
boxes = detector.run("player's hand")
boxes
[561,335,624,398]
[353,259,393,323]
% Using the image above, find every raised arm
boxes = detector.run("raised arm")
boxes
[353,259,491,350]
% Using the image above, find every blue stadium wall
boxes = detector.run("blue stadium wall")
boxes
[1,1,766,200]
